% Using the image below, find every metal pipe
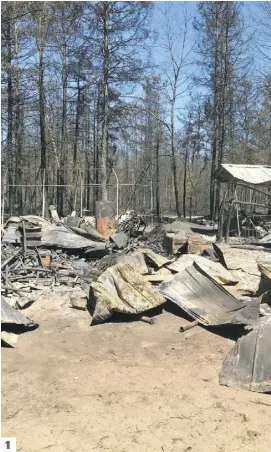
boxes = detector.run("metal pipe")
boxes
[73,170,79,213]
[5,183,151,188]
[179,320,198,332]
[42,168,45,218]
[80,171,83,217]
[1,170,7,228]
[112,168,119,217]
[233,200,270,208]
[150,179,153,225]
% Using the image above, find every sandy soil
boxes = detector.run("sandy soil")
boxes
[2,247,271,452]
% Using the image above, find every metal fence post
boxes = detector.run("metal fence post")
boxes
[2,170,7,227]
[112,168,119,217]
[80,171,83,217]
[42,168,46,218]
[150,178,154,225]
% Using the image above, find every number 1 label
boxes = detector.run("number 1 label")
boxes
[1,438,16,451]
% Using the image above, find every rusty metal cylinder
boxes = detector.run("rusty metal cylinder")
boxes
[179,320,198,332]
[95,201,116,239]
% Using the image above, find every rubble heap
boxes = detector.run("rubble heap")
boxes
[1,210,271,394]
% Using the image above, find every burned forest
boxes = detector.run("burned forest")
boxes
[1,2,271,452]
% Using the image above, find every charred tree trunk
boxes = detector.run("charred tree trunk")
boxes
[58,34,67,216]
[155,132,160,219]
[215,3,230,219]
[37,8,48,216]
[71,77,81,210]
[6,6,14,216]
[93,90,100,213]
[210,12,219,222]
[170,98,181,217]
[101,3,109,201]
[183,147,188,219]
[13,21,23,215]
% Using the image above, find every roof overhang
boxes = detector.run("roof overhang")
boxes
[215,164,271,186]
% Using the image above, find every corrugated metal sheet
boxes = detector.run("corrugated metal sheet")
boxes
[167,255,238,285]
[219,316,271,393]
[1,296,38,328]
[159,263,259,326]
[90,262,165,324]
[215,164,271,186]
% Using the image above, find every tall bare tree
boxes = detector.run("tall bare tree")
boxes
[92,1,152,202]
[195,2,246,220]
[160,3,192,217]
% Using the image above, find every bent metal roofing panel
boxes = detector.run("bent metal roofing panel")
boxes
[216,164,271,185]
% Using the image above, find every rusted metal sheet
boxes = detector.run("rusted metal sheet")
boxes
[90,263,165,324]
[95,201,116,239]
[159,263,259,326]
[215,164,271,186]
[219,317,271,393]
[167,255,238,285]
[1,296,38,328]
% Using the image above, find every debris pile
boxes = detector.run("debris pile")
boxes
[1,211,271,394]
[116,210,146,237]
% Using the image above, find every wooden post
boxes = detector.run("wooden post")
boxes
[236,202,241,243]
[217,189,227,243]
[225,199,233,244]
[235,189,242,243]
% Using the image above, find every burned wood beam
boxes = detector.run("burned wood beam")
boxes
[1,249,22,270]
[10,267,52,273]
[22,220,27,253]
[35,247,44,267]
[232,200,270,209]
[236,182,271,199]
[1,285,31,295]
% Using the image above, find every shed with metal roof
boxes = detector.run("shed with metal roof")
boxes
[215,164,271,187]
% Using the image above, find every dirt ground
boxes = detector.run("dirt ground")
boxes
[2,247,271,452]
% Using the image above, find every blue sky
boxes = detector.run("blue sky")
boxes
[151,1,268,73]
[147,1,270,122]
